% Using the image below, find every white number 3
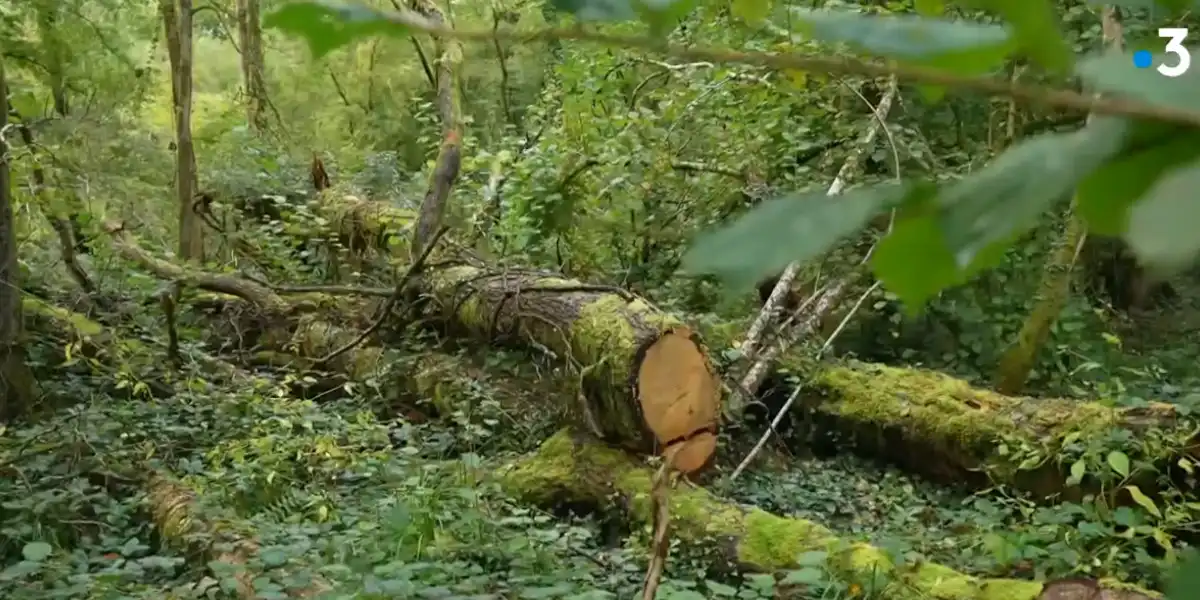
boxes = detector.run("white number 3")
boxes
[1158,28,1190,78]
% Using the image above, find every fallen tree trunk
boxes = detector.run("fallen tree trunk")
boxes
[500,430,1158,599]
[229,192,724,473]
[104,220,721,471]
[785,358,1199,501]
[148,471,330,599]
[420,263,721,472]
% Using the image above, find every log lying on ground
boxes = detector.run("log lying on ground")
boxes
[783,358,1199,500]
[227,192,723,471]
[500,431,1158,599]
[421,264,722,472]
[148,471,329,599]
[103,221,391,382]
[23,295,178,398]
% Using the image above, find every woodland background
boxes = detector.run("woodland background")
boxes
[3,0,1200,598]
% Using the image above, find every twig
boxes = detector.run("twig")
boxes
[640,449,678,600]
[312,226,448,367]
[270,283,393,297]
[729,280,881,481]
[157,282,182,367]
[739,78,898,365]
[339,7,1200,127]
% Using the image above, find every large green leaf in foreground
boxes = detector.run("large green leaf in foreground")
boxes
[679,183,912,289]
[264,1,407,58]
[784,8,1015,75]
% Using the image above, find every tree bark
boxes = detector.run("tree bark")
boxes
[224,188,722,472]
[235,0,270,133]
[0,57,37,420]
[784,357,1199,502]
[162,0,204,261]
[408,0,463,259]
[993,208,1086,394]
[104,216,721,468]
[501,431,1157,599]
[35,5,70,116]
[992,5,1122,395]
[419,264,721,472]
[10,116,96,293]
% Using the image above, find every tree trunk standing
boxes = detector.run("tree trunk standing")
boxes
[0,58,38,420]
[35,6,70,116]
[408,0,463,259]
[161,0,204,261]
[992,6,1121,395]
[235,0,270,133]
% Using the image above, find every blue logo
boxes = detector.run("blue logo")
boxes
[1136,28,1191,77]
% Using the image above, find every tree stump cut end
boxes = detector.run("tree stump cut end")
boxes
[637,327,720,473]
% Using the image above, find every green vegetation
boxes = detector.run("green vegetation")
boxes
[4,0,1200,598]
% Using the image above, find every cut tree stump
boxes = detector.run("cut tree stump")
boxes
[421,265,721,473]
[500,430,1160,600]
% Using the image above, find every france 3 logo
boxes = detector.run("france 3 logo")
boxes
[1132,28,1190,77]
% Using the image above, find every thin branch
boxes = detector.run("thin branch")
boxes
[729,280,881,481]
[739,78,898,366]
[356,7,1200,127]
[312,226,448,368]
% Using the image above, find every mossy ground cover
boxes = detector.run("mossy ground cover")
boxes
[720,453,1178,588]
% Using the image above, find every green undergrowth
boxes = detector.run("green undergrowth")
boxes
[0,329,839,599]
[723,453,1182,589]
[0,312,1186,599]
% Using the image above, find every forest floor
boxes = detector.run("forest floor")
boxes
[0,307,1177,600]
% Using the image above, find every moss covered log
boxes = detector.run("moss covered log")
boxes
[421,265,721,472]
[785,358,1199,499]
[148,471,329,598]
[242,187,723,470]
[500,431,1158,600]
[310,191,416,259]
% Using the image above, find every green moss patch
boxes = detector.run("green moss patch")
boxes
[500,430,1161,600]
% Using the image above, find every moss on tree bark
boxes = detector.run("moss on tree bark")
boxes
[785,358,1198,501]
[500,430,1158,600]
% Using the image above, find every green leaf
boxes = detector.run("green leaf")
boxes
[1166,550,1200,600]
[22,542,52,562]
[263,1,409,59]
[551,0,636,21]
[551,0,696,28]
[1086,0,1200,15]
[1068,459,1086,485]
[937,118,1127,270]
[1076,50,1200,114]
[781,567,825,585]
[871,213,959,310]
[785,9,1014,75]
[1077,126,1200,235]
[732,0,771,24]
[795,550,828,566]
[955,0,1071,72]
[633,0,700,33]
[1125,160,1200,271]
[705,581,738,596]
[259,548,289,568]
[1107,450,1131,478]
[1125,485,1163,518]
[681,183,907,288]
